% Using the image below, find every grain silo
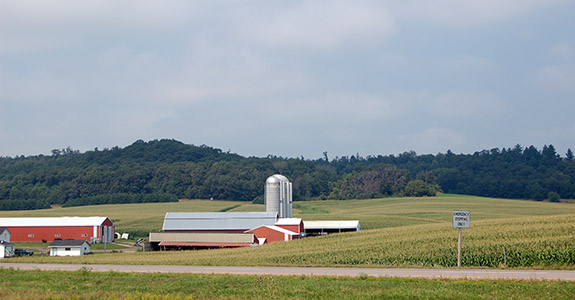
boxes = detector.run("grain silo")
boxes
[265,174,292,218]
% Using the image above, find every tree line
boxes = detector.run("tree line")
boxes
[0,139,573,210]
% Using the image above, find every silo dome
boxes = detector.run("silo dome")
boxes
[265,174,292,218]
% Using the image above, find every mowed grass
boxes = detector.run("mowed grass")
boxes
[2,268,575,300]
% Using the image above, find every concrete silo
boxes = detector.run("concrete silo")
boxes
[265,174,292,218]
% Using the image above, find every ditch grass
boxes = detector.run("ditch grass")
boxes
[1,268,575,300]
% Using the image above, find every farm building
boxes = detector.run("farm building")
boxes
[148,232,256,250]
[0,240,15,259]
[265,174,293,218]
[246,225,299,243]
[49,240,91,256]
[0,227,10,242]
[151,213,303,250]
[274,218,303,235]
[162,212,278,232]
[303,220,361,236]
[0,217,115,243]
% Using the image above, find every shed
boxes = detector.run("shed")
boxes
[246,225,299,244]
[0,227,10,243]
[49,240,91,257]
[0,217,114,243]
[303,220,361,235]
[162,212,278,232]
[0,240,15,259]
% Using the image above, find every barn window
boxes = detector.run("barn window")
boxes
[55,234,61,237]
[65,248,71,251]
[81,234,88,237]
[28,234,34,237]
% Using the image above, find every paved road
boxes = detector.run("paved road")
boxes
[2,263,575,281]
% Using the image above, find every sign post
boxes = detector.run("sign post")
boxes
[452,210,470,267]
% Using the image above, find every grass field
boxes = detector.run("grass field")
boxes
[1,268,575,300]
[3,195,574,232]
[3,195,575,299]
[4,195,575,268]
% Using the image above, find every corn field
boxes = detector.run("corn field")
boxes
[18,213,575,268]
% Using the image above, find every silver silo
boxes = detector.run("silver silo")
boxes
[265,174,292,218]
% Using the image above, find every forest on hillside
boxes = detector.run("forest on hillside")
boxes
[1,139,574,210]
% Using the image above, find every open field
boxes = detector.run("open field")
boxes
[2,199,263,235]
[4,195,575,268]
[1,268,575,299]
[3,195,575,232]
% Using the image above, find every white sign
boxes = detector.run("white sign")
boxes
[453,210,470,228]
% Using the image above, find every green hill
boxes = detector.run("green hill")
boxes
[1,139,574,210]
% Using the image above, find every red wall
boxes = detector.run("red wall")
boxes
[102,218,114,226]
[248,227,291,243]
[276,223,303,234]
[7,226,96,242]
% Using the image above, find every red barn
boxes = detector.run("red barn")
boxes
[246,225,299,244]
[274,218,303,235]
[0,217,114,243]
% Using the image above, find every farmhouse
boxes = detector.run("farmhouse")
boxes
[0,217,115,243]
[49,240,91,256]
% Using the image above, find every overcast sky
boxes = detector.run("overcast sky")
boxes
[1,1,574,159]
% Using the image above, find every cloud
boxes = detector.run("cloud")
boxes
[547,42,575,61]
[239,1,396,50]
[397,128,466,154]
[531,64,575,92]
[434,55,500,76]
[398,0,566,27]
[527,121,575,150]
[428,90,506,117]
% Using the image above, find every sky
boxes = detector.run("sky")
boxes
[1,1,574,160]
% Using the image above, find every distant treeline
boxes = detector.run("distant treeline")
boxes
[0,139,574,210]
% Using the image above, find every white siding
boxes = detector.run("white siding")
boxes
[50,242,91,257]
[0,244,15,258]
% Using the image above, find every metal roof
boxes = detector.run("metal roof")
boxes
[0,217,110,227]
[49,240,91,247]
[303,220,361,230]
[162,212,278,231]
